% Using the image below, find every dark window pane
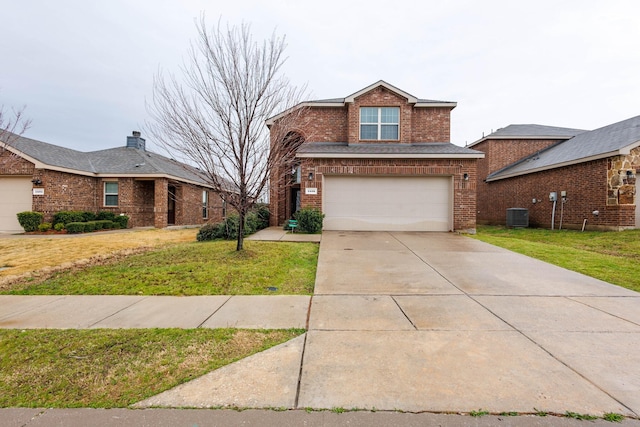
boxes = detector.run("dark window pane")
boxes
[360,124,378,139]
[105,195,118,206]
[381,125,398,140]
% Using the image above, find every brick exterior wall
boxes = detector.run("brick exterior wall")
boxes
[0,150,35,175]
[474,138,562,175]
[475,141,638,230]
[269,84,477,232]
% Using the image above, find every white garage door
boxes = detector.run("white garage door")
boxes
[323,175,452,231]
[0,177,33,232]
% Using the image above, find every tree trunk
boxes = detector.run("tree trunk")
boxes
[236,210,245,251]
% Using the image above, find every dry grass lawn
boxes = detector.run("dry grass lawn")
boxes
[0,228,198,286]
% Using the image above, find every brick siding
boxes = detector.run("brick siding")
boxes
[475,141,638,230]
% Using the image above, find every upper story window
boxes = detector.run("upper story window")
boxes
[104,181,118,206]
[360,107,399,140]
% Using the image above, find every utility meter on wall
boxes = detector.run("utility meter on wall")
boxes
[549,192,557,201]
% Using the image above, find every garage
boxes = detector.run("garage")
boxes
[323,175,452,231]
[0,177,33,231]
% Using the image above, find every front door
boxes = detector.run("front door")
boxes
[168,185,176,225]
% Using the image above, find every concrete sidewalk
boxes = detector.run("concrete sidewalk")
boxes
[247,226,322,242]
[0,295,310,329]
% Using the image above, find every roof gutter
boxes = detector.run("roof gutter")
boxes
[297,152,484,159]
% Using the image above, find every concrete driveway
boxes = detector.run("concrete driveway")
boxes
[139,231,640,417]
[303,231,640,416]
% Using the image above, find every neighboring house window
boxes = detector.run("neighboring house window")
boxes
[104,182,118,206]
[202,190,208,219]
[360,107,399,140]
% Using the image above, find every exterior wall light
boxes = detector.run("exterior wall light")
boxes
[31,178,42,186]
[463,173,469,181]
[626,170,636,178]
[308,172,314,181]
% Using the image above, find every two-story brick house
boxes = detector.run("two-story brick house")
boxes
[0,131,225,232]
[470,116,640,230]
[268,81,484,232]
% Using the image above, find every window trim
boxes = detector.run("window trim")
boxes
[104,181,119,207]
[359,107,400,141]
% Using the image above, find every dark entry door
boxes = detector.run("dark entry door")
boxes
[168,185,176,225]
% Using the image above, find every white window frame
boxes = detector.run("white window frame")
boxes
[359,107,400,140]
[202,190,209,219]
[104,181,119,207]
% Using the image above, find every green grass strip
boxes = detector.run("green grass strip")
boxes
[5,240,318,296]
[0,328,303,408]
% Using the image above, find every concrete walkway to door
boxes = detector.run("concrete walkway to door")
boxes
[138,231,640,418]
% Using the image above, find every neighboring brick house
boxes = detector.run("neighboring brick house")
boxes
[0,131,225,232]
[470,116,640,230]
[268,81,484,232]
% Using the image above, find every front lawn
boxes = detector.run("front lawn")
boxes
[2,240,318,295]
[0,328,303,408]
[472,226,640,292]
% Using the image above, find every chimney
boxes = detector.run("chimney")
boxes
[126,131,146,151]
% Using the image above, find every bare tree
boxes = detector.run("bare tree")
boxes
[0,102,31,165]
[147,16,309,251]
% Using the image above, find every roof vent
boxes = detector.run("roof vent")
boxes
[126,131,146,151]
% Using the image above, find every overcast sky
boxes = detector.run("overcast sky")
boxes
[1,0,639,153]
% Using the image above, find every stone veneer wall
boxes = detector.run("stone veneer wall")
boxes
[607,146,639,206]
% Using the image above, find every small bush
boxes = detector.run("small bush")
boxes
[253,204,270,230]
[94,220,113,230]
[197,223,222,241]
[82,211,96,222]
[244,211,259,235]
[53,211,86,225]
[295,207,324,233]
[54,223,65,231]
[197,215,241,241]
[113,215,129,229]
[83,222,96,232]
[17,211,43,232]
[38,222,52,232]
[65,222,85,234]
[96,211,117,221]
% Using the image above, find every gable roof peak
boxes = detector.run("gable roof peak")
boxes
[345,80,418,103]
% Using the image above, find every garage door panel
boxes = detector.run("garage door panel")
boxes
[0,177,33,232]
[323,176,451,232]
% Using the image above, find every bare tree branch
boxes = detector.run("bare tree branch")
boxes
[0,102,32,166]
[146,16,311,250]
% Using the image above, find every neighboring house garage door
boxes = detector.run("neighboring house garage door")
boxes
[0,177,33,232]
[323,175,452,231]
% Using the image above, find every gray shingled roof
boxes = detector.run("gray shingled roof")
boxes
[489,124,587,138]
[467,124,587,147]
[487,115,640,181]
[6,134,210,185]
[296,142,483,156]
